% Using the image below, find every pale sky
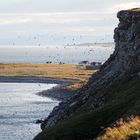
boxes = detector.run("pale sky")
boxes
[0,0,140,45]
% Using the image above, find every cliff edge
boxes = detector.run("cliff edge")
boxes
[34,9,140,140]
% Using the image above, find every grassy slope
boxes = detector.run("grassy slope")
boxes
[33,73,140,140]
[96,116,140,140]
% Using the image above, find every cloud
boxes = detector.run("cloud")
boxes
[0,12,104,26]
[0,10,116,39]
[0,18,32,25]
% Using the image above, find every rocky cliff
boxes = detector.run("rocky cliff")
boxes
[34,9,140,140]
[100,9,140,75]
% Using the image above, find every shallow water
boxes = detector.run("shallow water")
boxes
[0,83,59,140]
[0,44,114,64]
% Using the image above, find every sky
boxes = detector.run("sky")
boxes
[0,0,140,45]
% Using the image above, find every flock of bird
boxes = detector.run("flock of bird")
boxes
[10,35,114,64]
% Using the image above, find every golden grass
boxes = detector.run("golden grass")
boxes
[128,8,140,12]
[0,64,97,90]
[96,116,140,140]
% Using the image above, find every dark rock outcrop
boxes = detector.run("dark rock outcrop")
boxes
[40,9,140,131]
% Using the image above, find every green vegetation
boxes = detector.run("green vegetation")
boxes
[33,73,140,140]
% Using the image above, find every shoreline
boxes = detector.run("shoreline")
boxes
[0,76,77,101]
[37,83,77,101]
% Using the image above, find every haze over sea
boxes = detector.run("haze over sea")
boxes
[0,43,114,64]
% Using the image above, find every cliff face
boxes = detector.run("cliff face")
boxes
[105,10,140,73]
[34,9,140,140]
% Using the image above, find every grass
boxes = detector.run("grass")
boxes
[0,63,97,90]
[96,116,140,140]
[127,8,140,12]
[128,131,140,140]
[33,73,140,140]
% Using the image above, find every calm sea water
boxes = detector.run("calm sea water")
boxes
[0,44,114,64]
[0,83,59,140]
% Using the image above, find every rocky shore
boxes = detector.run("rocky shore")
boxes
[0,76,74,84]
[38,84,77,101]
[0,76,76,101]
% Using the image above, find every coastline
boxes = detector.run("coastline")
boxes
[0,76,77,101]
[37,83,77,101]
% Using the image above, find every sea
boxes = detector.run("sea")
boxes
[0,83,59,140]
[0,44,114,64]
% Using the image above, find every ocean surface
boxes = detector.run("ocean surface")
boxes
[0,83,59,140]
[0,44,114,64]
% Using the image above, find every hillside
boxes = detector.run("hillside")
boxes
[33,9,140,140]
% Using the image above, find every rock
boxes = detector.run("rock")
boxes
[138,72,140,77]
[69,101,77,107]
[36,119,43,124]
[40,9,140,130]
